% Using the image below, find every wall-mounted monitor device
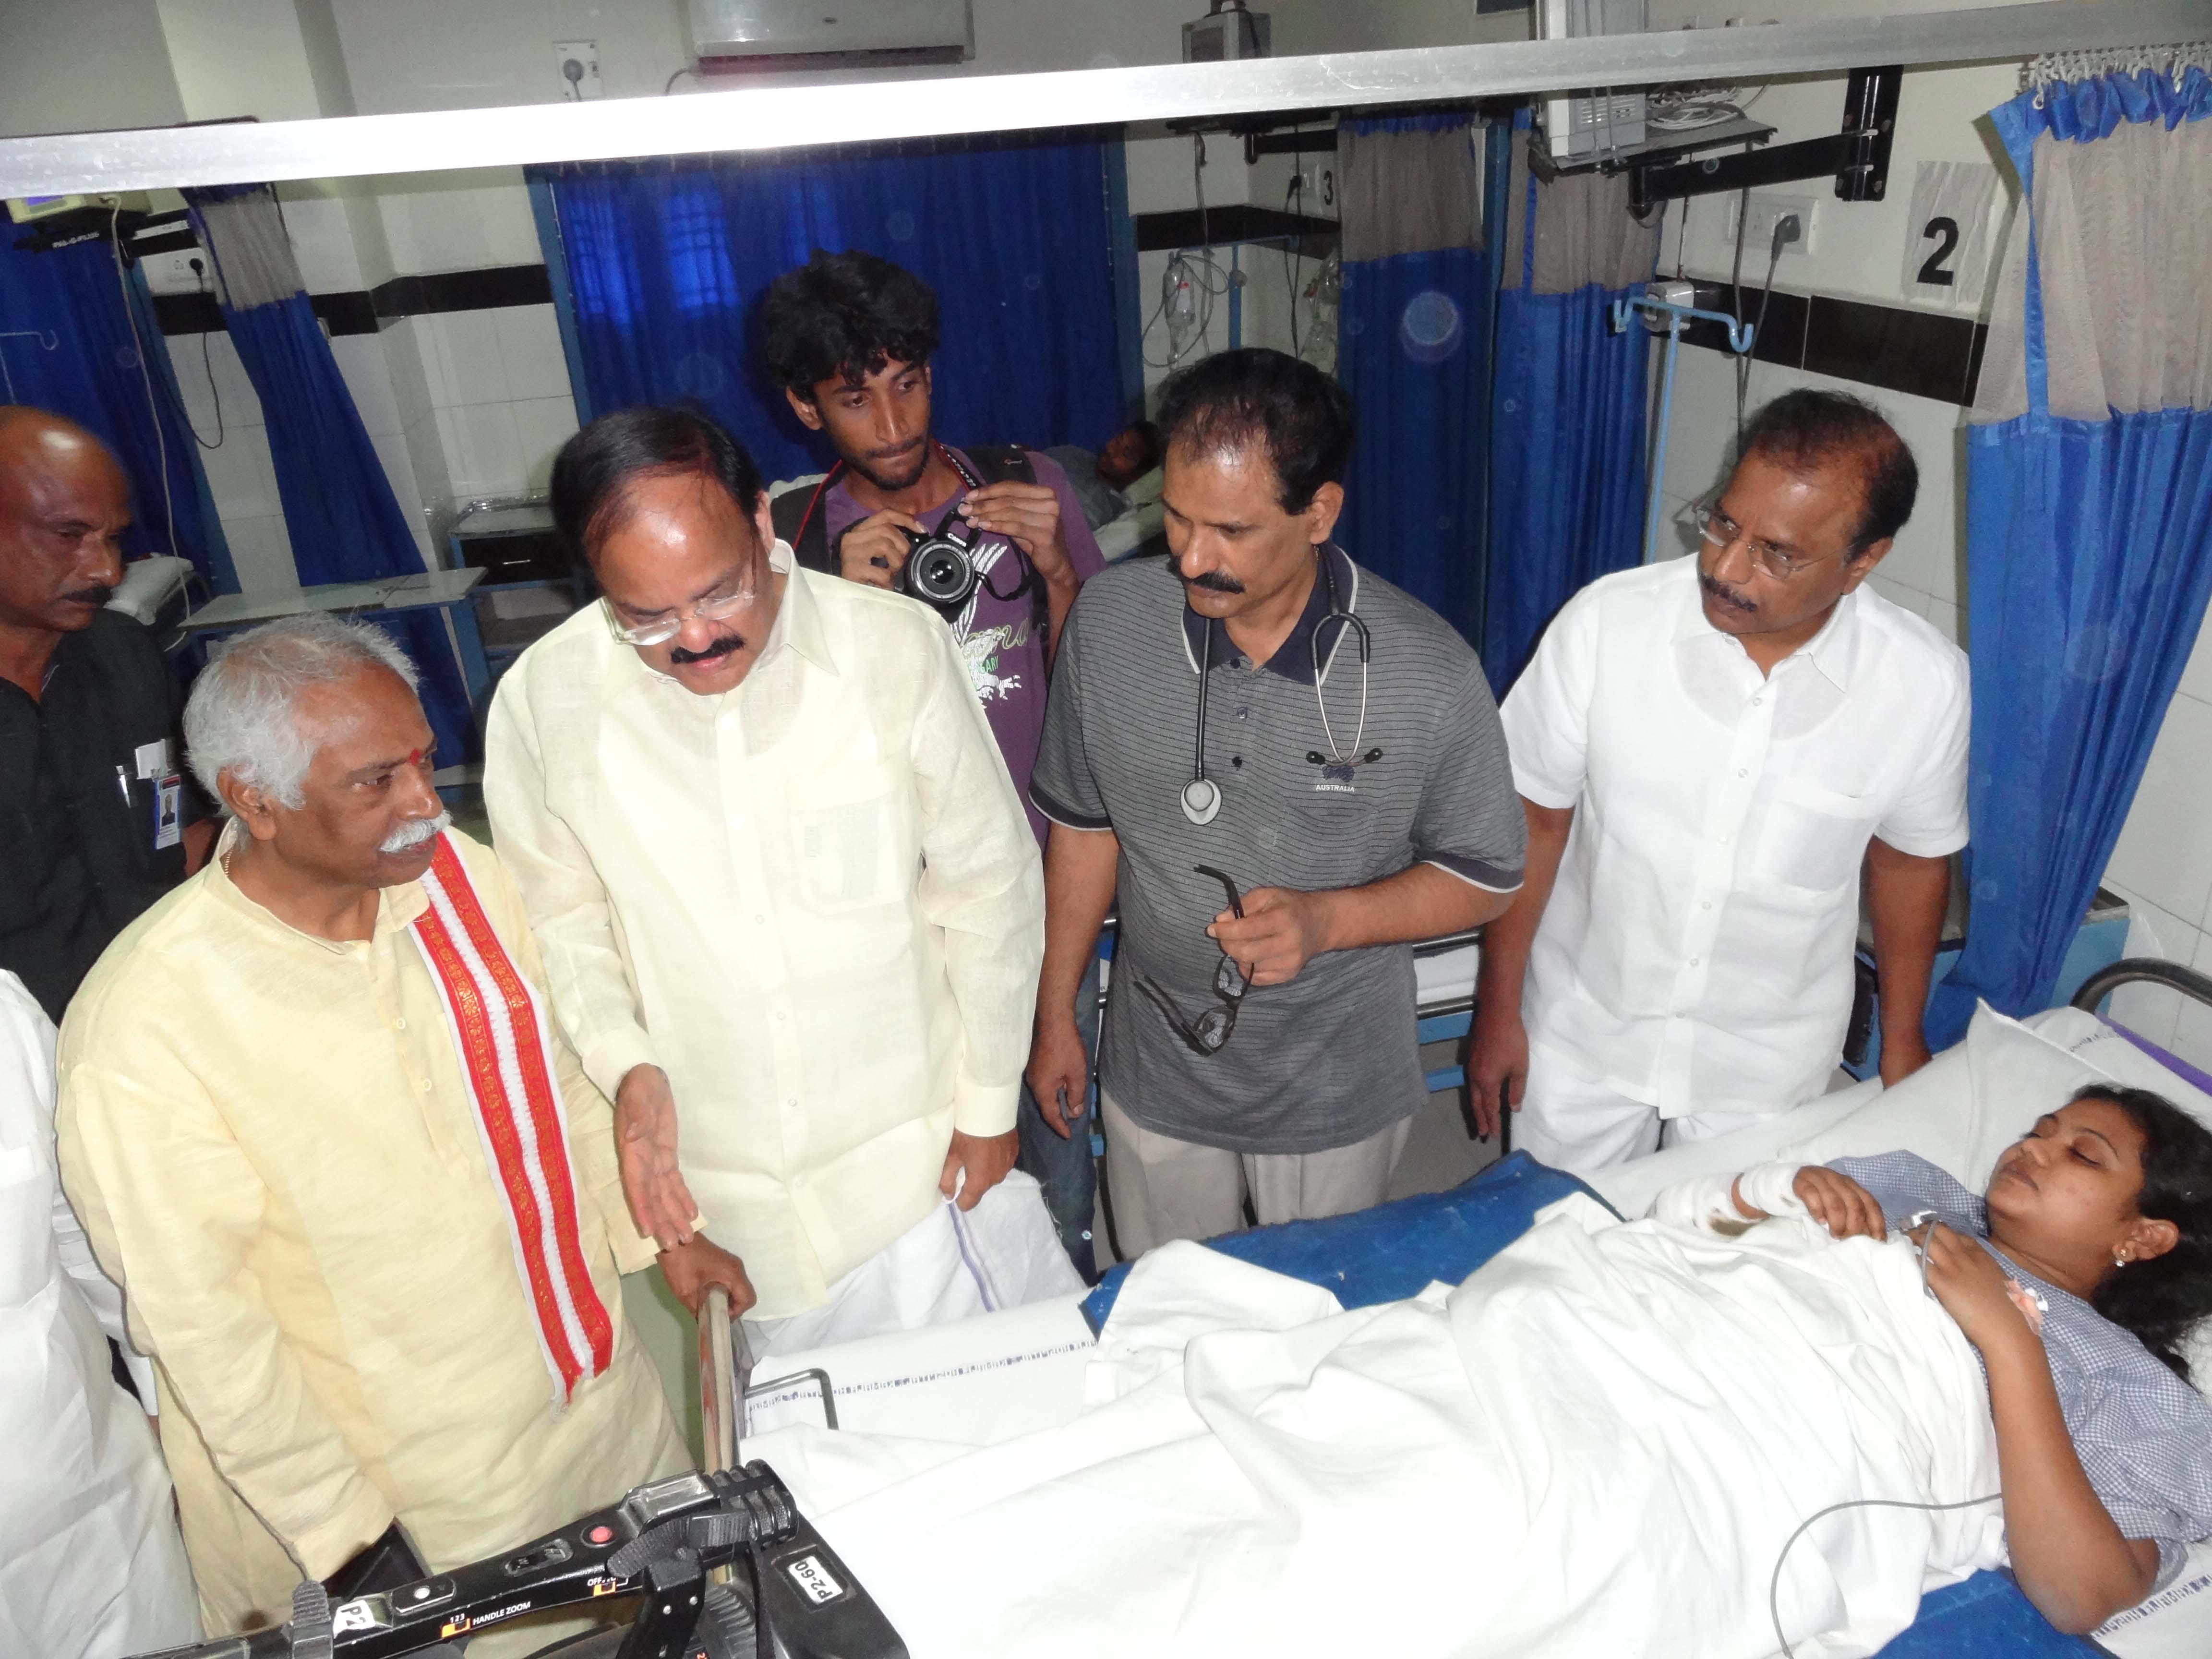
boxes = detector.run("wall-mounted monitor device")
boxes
[1183,3,1270,63]
[6,192,150,225]
[1537,0,1647,158]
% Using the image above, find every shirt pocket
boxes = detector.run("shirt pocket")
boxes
[789,760,908,914]
[1755,775,1879,894]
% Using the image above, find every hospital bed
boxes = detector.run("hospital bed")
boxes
[726,958,2212,1659]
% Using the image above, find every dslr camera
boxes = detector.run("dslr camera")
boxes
[897,517,986,614]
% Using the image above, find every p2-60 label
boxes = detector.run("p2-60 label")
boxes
[785,1554,845,1605]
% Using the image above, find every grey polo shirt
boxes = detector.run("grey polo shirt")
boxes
[1031,545,1525,1154]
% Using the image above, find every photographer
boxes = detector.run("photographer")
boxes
[760,250,1107,1276]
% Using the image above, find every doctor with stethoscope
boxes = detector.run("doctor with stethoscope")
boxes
[1025,349,1527,1257]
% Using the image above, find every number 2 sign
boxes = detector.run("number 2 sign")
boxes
[1902,161,1999,306]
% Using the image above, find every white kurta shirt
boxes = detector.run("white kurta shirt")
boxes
[484,542,1044,1319]
[56,832,682,1637]
[1501,558,1970,1117]
[1,973,196,1659]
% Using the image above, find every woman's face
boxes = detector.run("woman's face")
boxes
[1985,1097,2153,1269]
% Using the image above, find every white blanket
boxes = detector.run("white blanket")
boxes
[750,1196,2006,1659]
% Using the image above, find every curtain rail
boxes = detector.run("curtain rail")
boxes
[2,0,2207,197]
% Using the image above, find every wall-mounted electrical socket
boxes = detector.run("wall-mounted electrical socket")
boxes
[553,39,601,101]
[1293,163,1335,213]
[1728,192,1818,256]
[140,250,209,296]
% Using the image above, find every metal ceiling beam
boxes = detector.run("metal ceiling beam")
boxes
[1,0,2205,197]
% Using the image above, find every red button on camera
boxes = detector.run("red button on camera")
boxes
[584,1524,615,1545]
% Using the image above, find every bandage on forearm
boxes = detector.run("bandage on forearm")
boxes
[1652,1163,1808,1234]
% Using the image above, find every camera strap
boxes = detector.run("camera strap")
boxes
[771,443,1037,577]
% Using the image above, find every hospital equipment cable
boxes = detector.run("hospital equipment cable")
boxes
[184,261,228,449]
[1767,1492,2002,1659]
[110,202,178,562]
[1728,182,1751,445]
[1736,213,1797,440]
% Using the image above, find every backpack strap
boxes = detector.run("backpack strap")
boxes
[958,444,1036,487]
[769,466,842,576]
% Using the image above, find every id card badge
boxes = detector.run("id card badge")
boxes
[153,774,183,851]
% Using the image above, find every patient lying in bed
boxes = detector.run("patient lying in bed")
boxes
[752,1086,2212,1659]
[1683,1083,2212,1635]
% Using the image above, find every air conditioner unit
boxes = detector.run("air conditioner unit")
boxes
[1536,0,1647,159]
[688,0,974,67]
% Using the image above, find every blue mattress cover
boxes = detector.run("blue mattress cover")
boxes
[1082,1152,2095,1658]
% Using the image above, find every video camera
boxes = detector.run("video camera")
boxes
[133,1463,905,1659]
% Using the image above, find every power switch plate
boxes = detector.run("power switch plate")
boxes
[1729,192,1818,257]
[553,40,601,102]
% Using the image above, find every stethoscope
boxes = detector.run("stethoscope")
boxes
[1180,549,1382,826]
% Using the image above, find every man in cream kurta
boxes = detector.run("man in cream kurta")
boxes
[57,620,685,1640]
[485,407,1044,1322]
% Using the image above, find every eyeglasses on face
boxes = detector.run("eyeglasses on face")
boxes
[601,578,757,648]
[1690,501,1859,582]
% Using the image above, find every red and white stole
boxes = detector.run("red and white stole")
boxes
[409,833,614,1403]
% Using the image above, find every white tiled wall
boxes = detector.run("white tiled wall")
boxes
[390,304,579,503]
[2099,621,2212,1065]
[164,330,294,594]
[376,172,543,276]
[163,320,438,593]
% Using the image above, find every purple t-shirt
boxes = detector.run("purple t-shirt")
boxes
[822,445,1106,848]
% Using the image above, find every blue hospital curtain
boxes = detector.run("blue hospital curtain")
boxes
[184,185,472,760]
[536,133,1123,479]
[0,230,235,591]
[1333,111,1491,642]
[1925,64,2212,1047]
[1482,112,1658,696]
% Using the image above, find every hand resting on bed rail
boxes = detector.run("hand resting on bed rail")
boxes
[1660,1085,2212,1634]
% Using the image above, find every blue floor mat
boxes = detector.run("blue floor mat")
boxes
[1083,1152,2095,1658]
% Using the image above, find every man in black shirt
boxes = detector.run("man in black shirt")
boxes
[0,408,209,1021]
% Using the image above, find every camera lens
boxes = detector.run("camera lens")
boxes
[903,535,975,608]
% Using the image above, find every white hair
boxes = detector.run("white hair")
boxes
[184,614,421,811]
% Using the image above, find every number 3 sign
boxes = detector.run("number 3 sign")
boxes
[1901,160,2000,305]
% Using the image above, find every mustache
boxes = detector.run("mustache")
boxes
[1174,561,1245,595]
[669,633,747,665]
[1699,573,1756,615]
[60,585,117,606]
[380,809,451,855]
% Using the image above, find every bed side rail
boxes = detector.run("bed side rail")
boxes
[2069,955,2212,1014]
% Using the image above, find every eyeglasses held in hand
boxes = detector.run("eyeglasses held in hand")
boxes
[1689,500,1859,582]
[601,580,755,648]
[1132,865,1250,1058]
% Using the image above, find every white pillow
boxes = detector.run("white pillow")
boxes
[1780,1002,2104,1188]
[2023,1006,2212,1131]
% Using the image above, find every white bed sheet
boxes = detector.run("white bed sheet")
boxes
[734,1000,2212,1656]
[1587,999,2212,1656]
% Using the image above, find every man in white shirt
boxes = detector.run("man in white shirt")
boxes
[1471,390,1970,1172]
[484,406,1046,1324]
[1,970,196,1659]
